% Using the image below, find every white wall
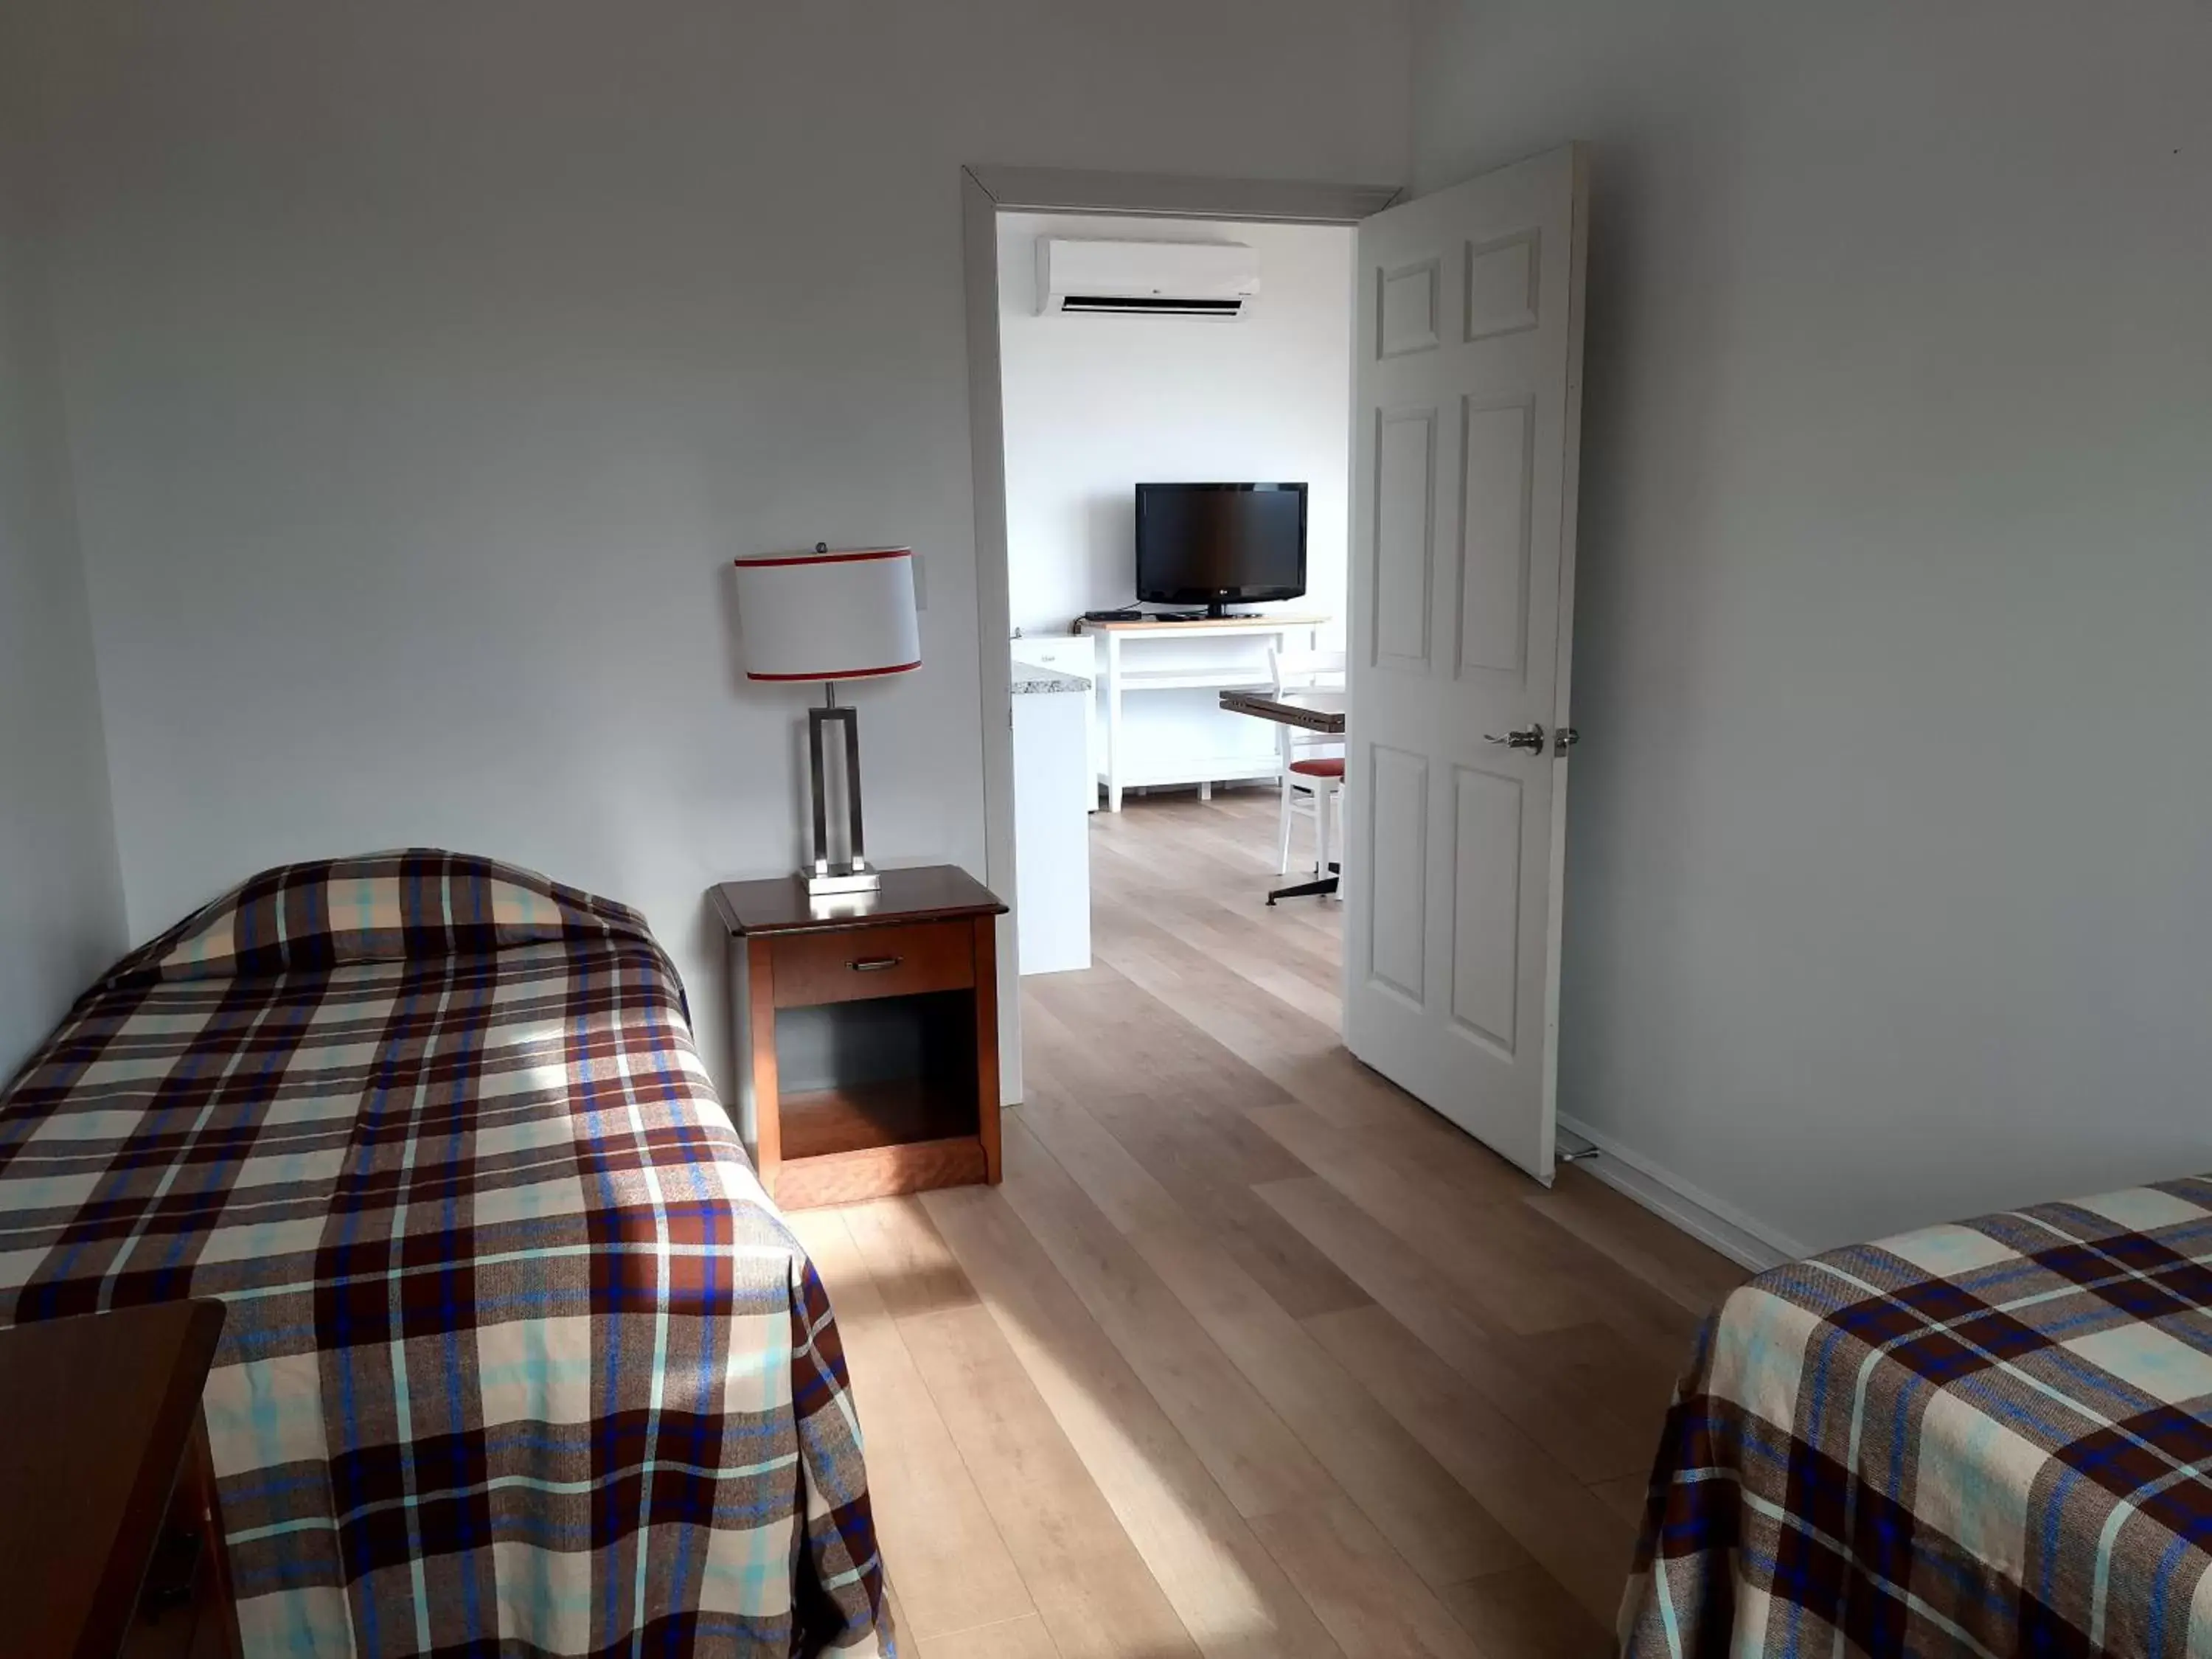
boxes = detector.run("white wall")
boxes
[27,0,1410,1088]
[1414,0,2212,1251]
[0,35,126,1079]
[998,214,1354,639]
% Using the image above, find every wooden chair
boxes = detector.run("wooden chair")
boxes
[1267,646,1346,881]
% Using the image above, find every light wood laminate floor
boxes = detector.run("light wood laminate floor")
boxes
[792,789,1750,1659]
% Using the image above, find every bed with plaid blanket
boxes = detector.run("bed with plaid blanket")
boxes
[0,852,891,1657]
[1622,1179,2212,1657]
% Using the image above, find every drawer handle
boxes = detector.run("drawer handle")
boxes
[848,955,904,973]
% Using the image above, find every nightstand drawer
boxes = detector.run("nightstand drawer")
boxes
[770,922,975,1007]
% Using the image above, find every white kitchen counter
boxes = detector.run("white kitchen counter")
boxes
[1011,667,1091,695]
[1009,653,1093,975]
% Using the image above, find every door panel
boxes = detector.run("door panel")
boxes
[1365,745,1430,1005]
[1379,260,1444,358]
[1464,229,1543,341]
[1449,764,1523,1054]
[1371,408,1438,670]
[1456,397,1534,679]
[1343,144,1589,1180]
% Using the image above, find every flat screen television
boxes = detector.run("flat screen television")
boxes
[1134,482,1307,618]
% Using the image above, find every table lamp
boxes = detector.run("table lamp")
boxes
[732,544,920,897]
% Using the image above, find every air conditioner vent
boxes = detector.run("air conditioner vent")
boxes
[1038,238,1259,321]
[1057,294,1246,318]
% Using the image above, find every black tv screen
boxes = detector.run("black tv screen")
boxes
[1135,483,1307,614]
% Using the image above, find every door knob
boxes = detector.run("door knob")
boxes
[1483,724,1547,753]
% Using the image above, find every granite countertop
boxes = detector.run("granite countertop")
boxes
[1010,665,1093,695]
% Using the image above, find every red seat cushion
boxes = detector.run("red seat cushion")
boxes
[1288,757,1345,779]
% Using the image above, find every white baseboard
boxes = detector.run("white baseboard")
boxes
[1557,1113,1808,1273]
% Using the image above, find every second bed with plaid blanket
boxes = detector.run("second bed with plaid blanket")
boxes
[1623,1178,2212,1657]
[0,852,891,1656]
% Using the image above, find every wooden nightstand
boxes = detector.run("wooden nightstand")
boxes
[712,865,1008,1209]
[0,1300,242,1659]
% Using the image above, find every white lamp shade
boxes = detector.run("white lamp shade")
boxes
[732,546,922,682]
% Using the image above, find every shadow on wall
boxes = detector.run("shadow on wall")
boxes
[1554,114,1747,1151]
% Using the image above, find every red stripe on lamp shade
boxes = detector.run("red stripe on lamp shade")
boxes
[733,547,911,568]
[745,659,922,682]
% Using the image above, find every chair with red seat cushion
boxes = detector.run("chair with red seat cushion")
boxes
[1268,646,1347,884]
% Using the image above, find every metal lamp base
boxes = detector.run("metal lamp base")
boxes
[800,685,880,898]
[805,864,880,897]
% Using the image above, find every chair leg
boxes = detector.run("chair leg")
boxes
[1276,776,1294,875]
[1315,779,1332,878]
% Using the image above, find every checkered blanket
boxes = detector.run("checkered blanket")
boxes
[0,852,891,1658]
[1621,1179,2212,1657]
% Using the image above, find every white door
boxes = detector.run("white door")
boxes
[1342,144,1589,1182]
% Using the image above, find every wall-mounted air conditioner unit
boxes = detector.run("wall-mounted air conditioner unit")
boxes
[1037,238,1259,319]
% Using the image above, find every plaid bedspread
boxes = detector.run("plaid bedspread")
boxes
[1622,1178,2212,1657]
[0,852,891,1658]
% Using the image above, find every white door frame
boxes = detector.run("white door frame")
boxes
[960,165,1400,1102]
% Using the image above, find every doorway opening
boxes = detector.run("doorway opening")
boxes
[965,154,1586,1187]
[992,208,1360,1026]
[959,173,1397,1116]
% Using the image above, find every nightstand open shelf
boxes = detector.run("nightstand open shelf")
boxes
[779,1079,962,1160]
[713,866,1006,1209]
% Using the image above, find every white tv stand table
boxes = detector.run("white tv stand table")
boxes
[1074,612,1330,812]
